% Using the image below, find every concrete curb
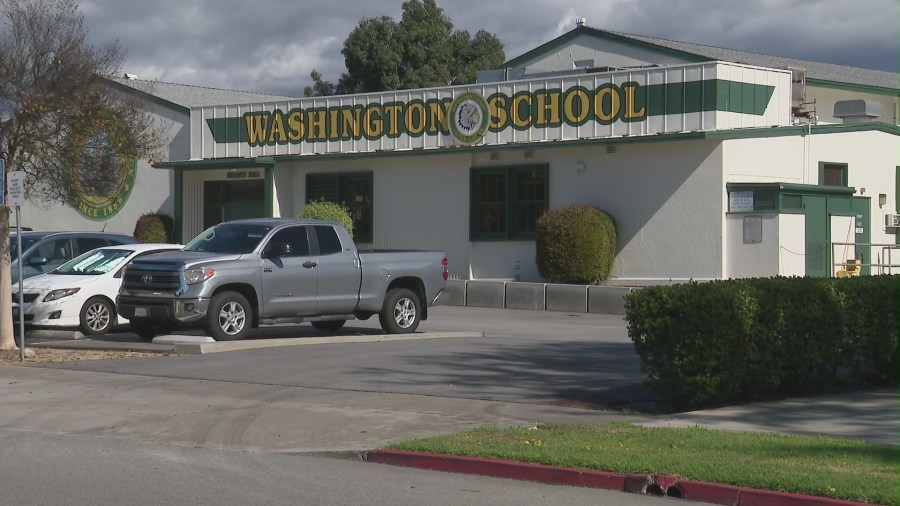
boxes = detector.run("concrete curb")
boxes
[365,450,872,506]
[171,331,485,354]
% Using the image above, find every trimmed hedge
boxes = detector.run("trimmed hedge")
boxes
[535,204,616,284]
[133,212,174,243]
[624,276,899,411]
[299,199,354,238]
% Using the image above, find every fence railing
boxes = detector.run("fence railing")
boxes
[830,242,900,276]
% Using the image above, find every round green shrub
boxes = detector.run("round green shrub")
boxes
[133,212,174,243]
[535,204,616,284]
[299,199,354,237]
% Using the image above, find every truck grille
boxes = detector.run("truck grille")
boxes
[123,269,181,290]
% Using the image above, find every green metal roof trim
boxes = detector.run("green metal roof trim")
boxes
[726,182,857,196]
[154,122,899,169]
[500,25,899,92]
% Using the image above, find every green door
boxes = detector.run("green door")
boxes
[203,180,266,229]
[804,195,828,277]
[852,197,871,275]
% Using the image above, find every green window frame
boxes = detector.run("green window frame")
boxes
[306,172,374,243]
[818,162,848,187]
[470,164,549,240]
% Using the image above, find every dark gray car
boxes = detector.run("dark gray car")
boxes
[10,231,138,282]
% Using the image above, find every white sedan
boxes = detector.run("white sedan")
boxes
[12,243,183,335]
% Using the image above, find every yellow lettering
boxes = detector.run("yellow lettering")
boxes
[245,113,268,145]
[308,110,327,140]
[287,110,304,141]
[364,106,383,138]
[383,104,403,136]
[427,100,450,134]
[341,108,361,139]
[594,85,621,122]
[563,88,590,124]
[405,102,426,135]
[535,91,560,126]
[623,83,646,119]
[268,111,286,143]
[329,108,339,139]
[512,94,532,128]
[488,95,507,130]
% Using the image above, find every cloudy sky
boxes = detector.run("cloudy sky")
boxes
[79,0,899,97]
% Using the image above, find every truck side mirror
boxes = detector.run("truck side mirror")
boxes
[266,242,293,258]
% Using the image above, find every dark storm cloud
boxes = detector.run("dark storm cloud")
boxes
[79,0,899,97]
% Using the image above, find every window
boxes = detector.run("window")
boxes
[819,162,848,187]
[470,165,549,240]
[267,226,310,257]
[314,226,343,255]
[77,237,110,254]
[306,172,373,243]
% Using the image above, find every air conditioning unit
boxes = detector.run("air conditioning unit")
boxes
[885,214,900,228]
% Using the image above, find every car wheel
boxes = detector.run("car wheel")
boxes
[206,291,251,341]
[379,288,421,334]
[131,319,159,340]
[79,297,116,335]
[311,320,346,333]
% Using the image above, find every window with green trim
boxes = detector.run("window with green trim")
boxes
[306,172,373,243]
[470,165,549,240]
[819,162,848,187]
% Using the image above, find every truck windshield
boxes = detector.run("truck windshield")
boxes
[184,224,272,254]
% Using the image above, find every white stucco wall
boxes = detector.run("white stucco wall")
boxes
[778,213,806,276]
[725,213,779,278]
[13,102,184,236]
[723,135,807,184]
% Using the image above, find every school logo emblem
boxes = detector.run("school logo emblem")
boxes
[71,133,136,221]
[449,92,489,144]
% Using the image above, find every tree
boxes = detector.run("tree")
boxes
[304,0,505,96]
[0,0,164,350]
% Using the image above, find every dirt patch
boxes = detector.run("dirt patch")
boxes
[0,348,170,366]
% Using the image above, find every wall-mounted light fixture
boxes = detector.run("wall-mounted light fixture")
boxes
[879,193,887,208]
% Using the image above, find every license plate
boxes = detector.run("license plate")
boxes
[134,306,149,318]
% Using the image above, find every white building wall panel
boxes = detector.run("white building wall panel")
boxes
[723,136,806,184]
[778,214,806,276]
[725,213,780,278]
[511,33,697,73]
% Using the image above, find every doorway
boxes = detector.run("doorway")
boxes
[203,179,266,229]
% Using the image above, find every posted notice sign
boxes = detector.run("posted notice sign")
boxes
[8,170,25,207]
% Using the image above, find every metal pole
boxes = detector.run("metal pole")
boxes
[16,205,24,362]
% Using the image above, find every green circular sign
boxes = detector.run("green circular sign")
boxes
[449,91,489,144]
[71,135,137,221]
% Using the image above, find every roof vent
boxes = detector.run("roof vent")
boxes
[833,100,881,123]
[575,18,587,27]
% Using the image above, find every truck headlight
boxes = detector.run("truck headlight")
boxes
[44,287,81,302]
[183,267,215,285]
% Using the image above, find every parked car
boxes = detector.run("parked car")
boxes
[12,243,183,335]
[117,218,448,340]
[9,231,138,283]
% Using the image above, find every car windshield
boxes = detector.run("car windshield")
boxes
[54,249,134,275]
[183,224,271,254]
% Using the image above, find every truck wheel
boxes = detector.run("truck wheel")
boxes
[131,319,158,340]
[379,288,421,334]
[312,320,346,333]
[79,297,116,335]
[206,291,251,341]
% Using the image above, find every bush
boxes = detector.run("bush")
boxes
[299,199,354,237]
[624,276,899,411]
[133,212,174,243]
[535,204,616,284]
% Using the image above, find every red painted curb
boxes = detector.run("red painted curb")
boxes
[367,450,877,506]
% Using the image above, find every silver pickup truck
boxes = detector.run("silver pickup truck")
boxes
[116,218,448,340]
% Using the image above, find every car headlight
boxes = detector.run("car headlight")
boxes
[183,267,215,285]
[43,287,81,302]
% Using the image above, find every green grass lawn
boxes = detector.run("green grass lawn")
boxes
[388,422,899,506]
